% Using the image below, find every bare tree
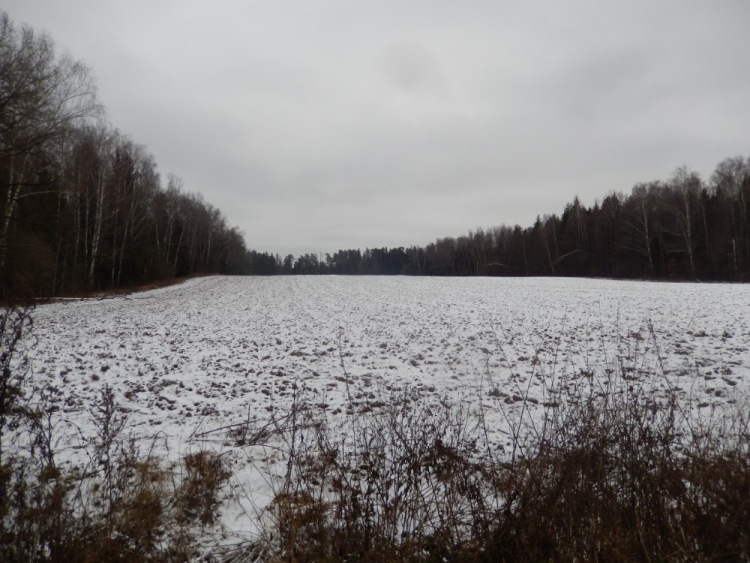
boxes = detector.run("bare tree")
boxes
[663,166,702,277]
[65,124,116,290]
[711,156,750,277]
[0,13,101,271]
[624,183,662,276]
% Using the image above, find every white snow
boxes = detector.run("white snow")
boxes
[20,275,750,543]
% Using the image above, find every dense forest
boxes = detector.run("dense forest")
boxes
[249,156,750,281]
[0,13,252,300]
[3,13,750,301]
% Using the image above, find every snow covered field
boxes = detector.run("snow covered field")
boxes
[24,275,750,539]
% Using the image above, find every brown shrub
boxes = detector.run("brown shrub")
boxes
[176,450,231,527]
[256,346,750,562]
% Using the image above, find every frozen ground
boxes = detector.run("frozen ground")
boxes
[21,275,750,543]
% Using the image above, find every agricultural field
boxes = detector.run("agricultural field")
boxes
[19,275,750,545]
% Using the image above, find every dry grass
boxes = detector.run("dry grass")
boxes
[252,327,750,562]
[2,304,749,562]
[176,450,232,527]
[0,306,232,562]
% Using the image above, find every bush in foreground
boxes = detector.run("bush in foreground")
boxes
[0,306,231,562]
[255,337,750,562]
[2,305,749,561]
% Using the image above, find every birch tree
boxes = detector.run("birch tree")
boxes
[624,183,661,276]
[664,167,702,278]
[0,13,100,272]
[711,156,750,277]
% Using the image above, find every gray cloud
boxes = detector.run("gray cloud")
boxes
[4,0,750,256]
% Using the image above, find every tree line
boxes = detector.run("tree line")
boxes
[250,157,750,281]
[1,13,252,299]
[4,12,750,299]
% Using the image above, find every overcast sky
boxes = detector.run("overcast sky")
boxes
[5,1,749,256]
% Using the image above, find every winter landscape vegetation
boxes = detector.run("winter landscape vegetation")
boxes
[2,7,750,562]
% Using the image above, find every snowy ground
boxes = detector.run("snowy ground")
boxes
[21,275,750,544]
